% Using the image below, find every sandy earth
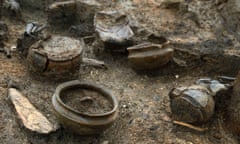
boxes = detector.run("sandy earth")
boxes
[0,0,240,143]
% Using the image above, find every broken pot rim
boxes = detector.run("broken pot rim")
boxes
[127,43,174,59]
[127,42,170,51]
[94,11,131,32]
[94,10,128,22]
[128,48,174,59]
[48,0,76,9]
[95,23,130,33]
[94,20,134,42]
[54,80,118,117]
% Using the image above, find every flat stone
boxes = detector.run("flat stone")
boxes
[8,88,55,134]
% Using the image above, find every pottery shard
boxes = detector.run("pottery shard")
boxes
[94,11,134,49]
[8,88,55,134]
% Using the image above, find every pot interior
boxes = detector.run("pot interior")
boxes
[60,86,114,115]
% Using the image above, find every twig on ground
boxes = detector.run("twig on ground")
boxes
[82,58,107,69]
[173,120,208,132]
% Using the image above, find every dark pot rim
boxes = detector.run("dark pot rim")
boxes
[54,80,118,117]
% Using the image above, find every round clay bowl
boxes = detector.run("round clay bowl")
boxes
[27,36,83,78]
[52,80,118,135]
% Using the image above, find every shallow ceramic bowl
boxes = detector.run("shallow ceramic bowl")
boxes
[52,80,118,135]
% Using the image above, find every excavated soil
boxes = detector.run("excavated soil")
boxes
[0,0,240,144]
[61,88,113,114]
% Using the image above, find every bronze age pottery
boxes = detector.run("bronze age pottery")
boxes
[27,36,83,77]
[52,80,118,135]
[169,85,215,123]
[127,42,174,70]
[94,11,134,50]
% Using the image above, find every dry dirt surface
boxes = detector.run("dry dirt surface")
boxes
[0,0,240,143]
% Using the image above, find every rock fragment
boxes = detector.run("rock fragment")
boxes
[8,88,55,134]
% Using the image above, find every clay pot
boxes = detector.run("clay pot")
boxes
[169,85,215,123]
[52,80,118,135]
[27,36,83,78]
[127,42,174,70]
[94,11,134,51]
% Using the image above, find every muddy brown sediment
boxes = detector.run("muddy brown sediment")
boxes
[61,88,113,114]
[1,0,240,143]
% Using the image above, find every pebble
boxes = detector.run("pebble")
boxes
[101,140,109,144]
[122,104,127,108]
[175,75,179,79]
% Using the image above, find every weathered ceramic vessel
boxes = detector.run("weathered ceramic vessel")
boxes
[169,85,215,123]
[94,10,134,51]
[27,36,83,78]
[52,80,118,135]
[127,42,174,70]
